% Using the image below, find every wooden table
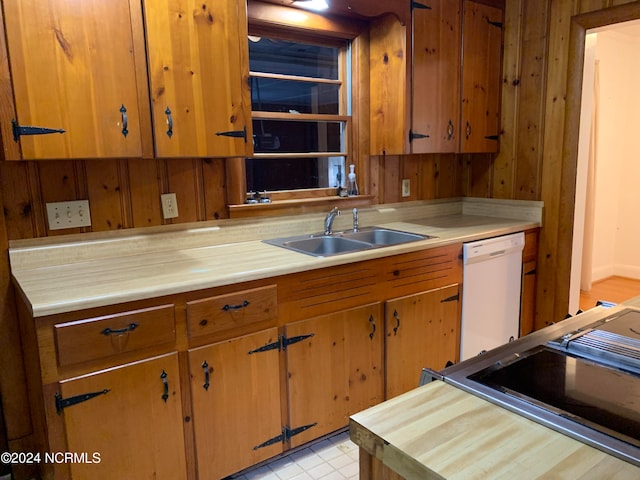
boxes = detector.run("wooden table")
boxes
[350,380,639,479]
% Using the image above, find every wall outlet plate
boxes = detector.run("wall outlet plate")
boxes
[161,193,179,219]
[402,179,410,197]
[46,200,91,230]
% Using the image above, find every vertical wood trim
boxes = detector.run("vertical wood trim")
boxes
[225,157,247,206]
[0,4,21,161]
[27,161,47,237]
[202,159,228,221]
[493,0,523,199]
[128,158,163,228]
[536,0,578,327]
[118,159,133,229]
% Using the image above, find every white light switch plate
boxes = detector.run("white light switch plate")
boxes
[46,200,91,230]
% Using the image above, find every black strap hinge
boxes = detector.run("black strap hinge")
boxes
[12,119,65,142]
[248,333,314,354]
[525,268,537,276]
[412,1,431,10]
[253,423,318,450]
[484,134,499,141]
[409,130,429,142]
[55,389,110,414]
[215,126,247,143]
[441,293,460,303]
[487,19,503,28]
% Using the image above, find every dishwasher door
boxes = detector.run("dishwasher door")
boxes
[460,232,525,361]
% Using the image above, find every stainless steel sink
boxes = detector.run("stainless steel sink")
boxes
[280,235,372,256]
[264,227,436,257]
[341,227,427,245]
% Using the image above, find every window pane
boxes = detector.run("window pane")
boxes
[249,37,339,80]
[251,77,339,114]
[253,120,344,153]
[246,157,346,192]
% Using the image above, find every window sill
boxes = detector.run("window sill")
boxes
[228,195,375,219]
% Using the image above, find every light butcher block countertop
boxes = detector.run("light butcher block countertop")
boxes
[9,198,542,318]
[350,297,640,479]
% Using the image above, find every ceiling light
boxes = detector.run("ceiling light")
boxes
[293,0,329,12]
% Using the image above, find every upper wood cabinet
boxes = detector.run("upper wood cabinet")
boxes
[411,0,462,154]
[142,0,253,158]
[2,0,146,159]
[459,0,503,153]
[370,0,503,155]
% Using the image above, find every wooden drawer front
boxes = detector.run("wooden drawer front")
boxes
[55,305,176,367]
[187,285,278,339]
[382,244,462,295]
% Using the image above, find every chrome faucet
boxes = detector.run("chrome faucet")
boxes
[352,208,359,232]
[324,207,340,235]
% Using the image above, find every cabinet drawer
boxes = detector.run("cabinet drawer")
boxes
[54,305,176,367]
[187,285,278,339]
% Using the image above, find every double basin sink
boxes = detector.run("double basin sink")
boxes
[264,227,435,257]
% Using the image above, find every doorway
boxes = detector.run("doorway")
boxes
[570,18,640,313]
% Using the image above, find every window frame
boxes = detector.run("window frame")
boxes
[226,2,368,214]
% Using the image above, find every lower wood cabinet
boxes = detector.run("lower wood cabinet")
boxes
[57,353,187,480]
[188,327,283,479]
[385,284,461,399]
[285,303,384,448]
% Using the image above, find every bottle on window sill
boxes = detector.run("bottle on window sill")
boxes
[347,164,359,196]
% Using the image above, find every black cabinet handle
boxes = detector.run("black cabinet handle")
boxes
[222,300,250,311]
[160,370,169,403]
[165,107,173,138]
[101,322,138,336]
[202,361,210,391]
[368,314,376,340]
[120,105,128,137]
[465,121,471,140]
[393,309,400,335]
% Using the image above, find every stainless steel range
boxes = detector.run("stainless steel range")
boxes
[435,306,640,466]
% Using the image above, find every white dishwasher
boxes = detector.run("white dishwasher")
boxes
[460,232,525,361]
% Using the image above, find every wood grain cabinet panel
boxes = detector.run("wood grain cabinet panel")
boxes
[385,283,461,399]
[58,353,187,480]
[460,0,503,153]
[411,0,462,153]
[285,303,384,448]
[2,0,145,159]
[369,0,503,155]
[186,284,277,340]
[188,328,283,479]
[54,304,175,367]
[142,0,253,158]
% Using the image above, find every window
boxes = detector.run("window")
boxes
[246,35,351,195]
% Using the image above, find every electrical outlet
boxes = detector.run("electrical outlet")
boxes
[161,193,179,219]
[46,200,91,230]
[402,178,411,197]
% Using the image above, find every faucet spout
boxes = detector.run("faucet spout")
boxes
[324,207,340,235]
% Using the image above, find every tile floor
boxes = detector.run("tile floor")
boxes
[232,430,359,480]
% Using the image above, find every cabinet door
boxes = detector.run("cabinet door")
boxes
[385,284,460,399]
[143,0,253,158]
[286,303,384,448]
[58,353,187,480]
[3,0,143,159]
[189,328,283,479]
[411,0,461,153]
[460,0,502,153]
